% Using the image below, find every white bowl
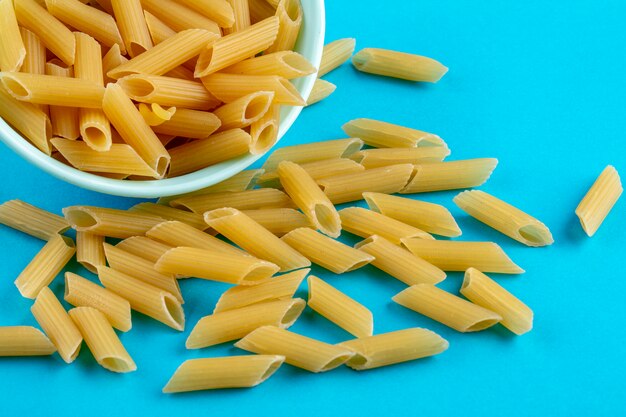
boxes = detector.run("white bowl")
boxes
[0,1,325,198]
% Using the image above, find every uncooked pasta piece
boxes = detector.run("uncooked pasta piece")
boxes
[0,0,25,72]
[63,205,164,239]
[262,138,363,171]
[318,38,356,77]
[45,60,80,141]
[342,118,446,148]
[223,51,315,79]
[400,159,498,194]
[0,199,69,240]
[201,73,304,105]
[140,0,221,34]
[76,232,105,273]
[352,48,448,82]
[171,188,293,213]
[339,207,433,244]
[352,147,450,168]
[115,236,173,264]
[257,158,364,189]
[0,326,56,356]
[575,165,622,237]
[265,0,302,53]
[0,85,51,154]
[129,202,207,230]
[242,209,312,236]
[306,79,336,106]
[213,91,274,131]
[110,0,153,56]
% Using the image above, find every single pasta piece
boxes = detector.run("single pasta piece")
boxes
[262,138,363,171]
[140,0,221,34]
[306,79,336,106]
[258,158,365,189]
[282,228,374,273]
[19,27,45,76]
[308,276,373,338]
[318,38,356,77]
[14,234,76,299]
[342,118,446,148]
[205,208,311,272]
[102,43,127,85]
[355,235,446,285]
[138,103,176,126]
[31,287,82,363]
[64,272,132,332]
[225,0,251,34]
[461,268,533,335]
[76,232,105,273]
[91,0,113,14]
[265,0,302,53]
[0,87,51,154]
[352,48,448,82]
[454,190,554,247]
[575,165,622,237]
[0,199,69,241]
[176,0,234,28]
[363,192,461,237]
[151,108,221,139]
[339,327,448,370]
[223,51,315,79]
[0,326,56,356]
[162,355,285,393]
[352,147,450,168]
[129,203,207,230]
[339,207,433,244]
[214,91,274,131]
[250,103,280,155]
[401,238,524,274]
[63,205,164,239]
[248,0,275,23]
[186,298,305,348]
[318,164,414,204]
[171,188,293,213]
[213,269,309,313]
[98,266,185,331]
[110,0,152,57]
[115,236,173,264]
[401,159,498,194]
[0,0,26,72]
[68,306,136,373]
[201,73,304,105]
[235,325,354,372]
[242,209,312,236]
[44,61,80,140]
[142,10,175,44]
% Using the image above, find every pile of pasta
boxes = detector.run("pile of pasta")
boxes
[0,116,621,392]
[0,0,313,179]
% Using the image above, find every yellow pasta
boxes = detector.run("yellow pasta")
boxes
[31,287,83,363]
[575,165,623,237]
[355,235,446,285]
[363,192,461,237]
[454,190,554,247]
[68,306,136,372]
[0,86,51,154]
[339,207,433,244]
[308,276,373,338]
[248,0,275,23]
[342,118,446,148]
[186,298,305,348]
[151,108,221,139]
[44,60,80,140]
[400,238,524,274]
[140,0,221,34]
[162,355,285,393]
[63,205,164,239]
[339,328,448,370]
[235,325,354,372]
[318,38,356,77]
[257,158,365,189]
[352,48,448,82]
[201,73,304,105]
[393,284,501,332]
[250,103,280,154]
[19,27,46,84]
[400,159,498,194]
[91,0,113,14]
[143,10,175,44]
[110,0,152,57]
[171,188,293,213]
[0,0,26,72]
[214,91,274,130]
[129,203,206,231]
[138,103,176,126]
[223,51,316,79]
[0,326,56,356]
[102,43,127,85]
[76,232,105,273]
[306,79,336,106]
[265,0,302,53]
[262,138,363,171]
[0,199,69,241]
[352,147,450,168]
[241,208,312,236]
[225,0,251,33]
[115,236,173,264]
[176,0,234,28]
[14,234,76,299]
[461,268,533,335]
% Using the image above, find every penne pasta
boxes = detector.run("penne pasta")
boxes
[91,0,113,14]
[110,0,152,57]
[151,108,221,139]
[352,147,450,168]
[400,238,524,274]
[14,234,76,299]
[63,205,164,239]
[308,276,373,338]
[318,38,356,77]
[306,79,336,106]
[115,236,173,264]
[0,86,51,154]
[339,327,448,370]
[176,0,234,28]
[171,188,293,213]
[76,232,105,273]
[223,51,316,79]
[355,235,446,285]
[44,60,80,140]
[401,159,498,194]
[248,0,275,23]
[201,73,304,105]
[140,0,221,34]
[339,207,433,244]
[129,202,207,230]
[19,27,45,76]
[342,118,446,148]
[0,199,69,241]
[257,158,365,189]
[143,10,175,44]
[0,326,56,356]
[225,0,251,33]
[352,48,448,82]
[214,91,274,131]
[102,43,127,85]
[454,190,554,247]
[461,268,533,335]
[250,103,280,154]
[138,103,175,126]
[265,0,302,53]
[262,138,363,171]
[0,0,26,72]
[242,208,312,236]
[575,165,622,237]
[393,284,501,332]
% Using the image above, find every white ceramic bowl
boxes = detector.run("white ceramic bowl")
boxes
[0,2,325,198]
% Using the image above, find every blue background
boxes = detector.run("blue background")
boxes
[1,1,625,415]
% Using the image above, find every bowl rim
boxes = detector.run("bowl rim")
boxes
[0,0,326,198]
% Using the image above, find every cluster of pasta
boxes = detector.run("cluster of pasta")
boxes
[0,0,312,179]
[0,116,621,392]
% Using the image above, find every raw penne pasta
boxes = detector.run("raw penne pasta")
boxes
[129,203,207,230]
[14,234,76,299]
[205,208,311,272]
[0,87,51,154]
[461,268,533,335]
[318,38,356,77]
[262,138,363,171]
[19,27,45,75]
[249,103,279,154]
[201,73,304,105]
[235,325,354,372]
[98,266,185,331]
[31,287,82,363]
[176,0,234,28]
[76,232,105,273]
[186,298,305,348]
[342,118,446,148]
[167,128,252,177]
[151,108,221,139]
[225,0,251,33]
[154,246,279,285]
[91,0,113,14]
[14,0,75,65]
[214,91,274,130]
[363,192,462,237]
[257,158,365,189]
[0,326,56,356]
[308,276,373,338]
[140,0,221,34]
[171,188,292,213]
[0,199,69,240]
[241,208,312,236]
[248,0,275,23]
[575,165,622,237]
[339,207,433,244]
[352,48,448,82]
[165,66,196,80]
[44,61,80,140]
[393,284,501,332]
[306,79,336,106]
[277,161,341,237]
[265,0,302,53]
[142,10,174,44]
[162,355,284,393]
[115,236,173,264]
[400,238,524,274]
[138,103,176,126]
[339,327,448,370]
[352,147,450,168]
[0,0,26,72]
[68,306,136,372]
[318,164,414,204]
[110,0,152,57]
[401,159,498,194]
[454,190,554,247]
[65,272,132,332]
[195,16,279,77]
[213,268,309,313]
[102,43,127,85]
[223,51,315,79]
[355,235,446,285]
[282,228,373,273]
[63,205,164,239]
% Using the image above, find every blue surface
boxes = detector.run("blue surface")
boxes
[1,1,625,416]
